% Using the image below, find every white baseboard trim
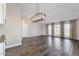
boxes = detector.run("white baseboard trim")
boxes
[5,42,22,49]
[22,35,45,38]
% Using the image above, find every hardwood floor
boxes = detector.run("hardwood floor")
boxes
[5,35,79,56]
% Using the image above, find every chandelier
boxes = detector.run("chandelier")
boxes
[31,3,46,22]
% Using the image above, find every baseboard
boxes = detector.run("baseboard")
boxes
[23,35,45,38]
[48,35,78,40]
[5,42,22,49]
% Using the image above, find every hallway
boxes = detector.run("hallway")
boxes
[5,36,79,56]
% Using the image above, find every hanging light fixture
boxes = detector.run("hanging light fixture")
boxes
[31,3,46,22]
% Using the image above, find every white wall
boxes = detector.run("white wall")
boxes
[22,21,46,37]
[5,4,22,48]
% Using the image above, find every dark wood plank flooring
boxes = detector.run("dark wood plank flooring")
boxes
[5,35,79,56]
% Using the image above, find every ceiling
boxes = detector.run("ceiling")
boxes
[21,3,79,23]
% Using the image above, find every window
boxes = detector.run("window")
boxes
[64,22,70,38]
[54,24,60,37]
[48,24,52,35]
